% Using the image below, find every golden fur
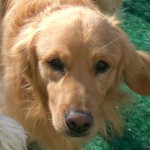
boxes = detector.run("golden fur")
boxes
[0,0,150,150]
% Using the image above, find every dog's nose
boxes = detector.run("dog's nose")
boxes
[65,110,93,136]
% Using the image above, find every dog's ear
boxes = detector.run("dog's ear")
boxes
[0,0,6,18]
[111,23,150,96]
[8,26,38,78]
[0,0,12,18]
[5,24,42,86]
[124,48,150,96]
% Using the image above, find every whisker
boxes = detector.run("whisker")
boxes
[21,83,30,88]
[121,7,129,12]
[101,35,124,50]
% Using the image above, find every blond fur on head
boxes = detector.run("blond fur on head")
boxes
[1,0,150,150]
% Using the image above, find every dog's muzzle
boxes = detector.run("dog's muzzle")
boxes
[65,110,93,137]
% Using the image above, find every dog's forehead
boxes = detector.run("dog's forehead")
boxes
[36,7,122,57]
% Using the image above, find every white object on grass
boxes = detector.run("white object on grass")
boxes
[0,115,27,150]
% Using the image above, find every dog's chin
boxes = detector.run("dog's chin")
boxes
[52,119,97,139]
[54,126,94,139]
[53,127,88,138]
[66,130,88,138]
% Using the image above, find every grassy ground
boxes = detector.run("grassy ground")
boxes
[28,0,150,149]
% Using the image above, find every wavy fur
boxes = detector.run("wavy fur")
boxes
[0,0,150,150]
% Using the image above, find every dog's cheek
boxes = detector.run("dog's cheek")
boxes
[96,69,119,93]
[47,83,58,111]
[38,61,50,84]
[46,83,66,132]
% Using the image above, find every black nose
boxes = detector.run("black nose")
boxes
[65,110,93,137]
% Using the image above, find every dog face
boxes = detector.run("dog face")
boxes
[34,7,126,138]
[31,6,150,139]
[7,5,150,141]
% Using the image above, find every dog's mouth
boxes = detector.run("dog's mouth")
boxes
[66,130,88,137]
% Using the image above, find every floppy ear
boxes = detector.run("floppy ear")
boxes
[110,19,150,96]
[0,0,13,18]
[3,25,47,102]
[124,48,150,96]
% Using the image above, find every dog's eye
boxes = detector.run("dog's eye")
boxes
[48,58,64,73]
[95,60,110,74]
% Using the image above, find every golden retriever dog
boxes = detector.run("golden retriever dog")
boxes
[0,0,150,149]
